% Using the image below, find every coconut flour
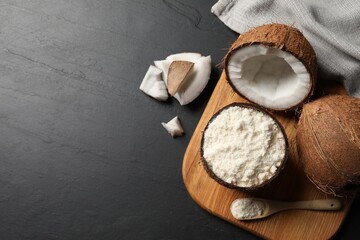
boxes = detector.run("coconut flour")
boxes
[202,106,286,187]
[230,198,265,219]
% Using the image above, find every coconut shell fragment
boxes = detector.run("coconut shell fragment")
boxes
[167,60,194,96]
[224,23,317,111]
[296,95,360,196]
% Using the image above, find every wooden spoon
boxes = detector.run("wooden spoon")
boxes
[230,198,343,220]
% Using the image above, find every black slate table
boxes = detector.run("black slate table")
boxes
[0,1,358,239]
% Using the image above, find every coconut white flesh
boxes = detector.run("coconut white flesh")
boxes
[166,52,202,61]
[174,55,211,105]
[161,116,184,138]
[154,59,172,84]
[139,65,168,101]
[155,54,212,106]
[227,45,311,109]
[155,53,203,84]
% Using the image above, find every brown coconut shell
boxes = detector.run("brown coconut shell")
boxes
[296,95,360,196]
[224,23,317,111]
[200,103,289,191]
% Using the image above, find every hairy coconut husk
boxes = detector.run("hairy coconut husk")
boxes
[201,103,288,190]
[296,95,360,196]
[224,23,317,111]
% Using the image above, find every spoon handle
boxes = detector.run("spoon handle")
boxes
[285,199,342,211]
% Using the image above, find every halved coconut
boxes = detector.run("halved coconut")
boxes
[224,24,317,110]
[201,103,288,190]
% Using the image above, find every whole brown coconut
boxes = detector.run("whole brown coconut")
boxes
[296,95,360,196]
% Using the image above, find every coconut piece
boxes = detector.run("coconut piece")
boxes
[166,52,202,61]
[174,55,211,105]
[154,59,172,84]
[201,103,288,190]
[155,53,211,105]
[224,24,317,111]
[296,95,360,196]
[139,65,168,101]
[161,116,184,138]
[154,53,205,85]
[167,60,194,96]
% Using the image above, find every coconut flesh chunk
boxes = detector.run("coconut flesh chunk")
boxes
[161,116,184,138]
[225,24,317,111]
[155,54,211,105]
[139,65,168,101]
[227,45,311,109]
[166,52,202,61]
[154,53,202,84]
[174,55,211,105]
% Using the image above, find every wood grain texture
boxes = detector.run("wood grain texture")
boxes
[182,72,354,240]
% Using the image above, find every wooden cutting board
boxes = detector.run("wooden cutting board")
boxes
[182,72,354,240]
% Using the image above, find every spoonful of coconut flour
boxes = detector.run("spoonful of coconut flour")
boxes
[230,198,343,220]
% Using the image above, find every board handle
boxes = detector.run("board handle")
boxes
[290,199,343,211]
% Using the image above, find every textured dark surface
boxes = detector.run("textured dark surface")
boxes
[0,1,358,239]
